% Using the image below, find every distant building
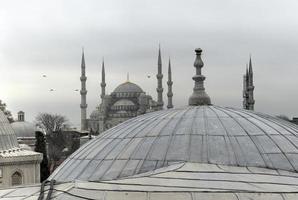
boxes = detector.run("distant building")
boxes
[80,47,174,133]
[11,111,38,150]
[291,117,298,125]
[0,101,42,187]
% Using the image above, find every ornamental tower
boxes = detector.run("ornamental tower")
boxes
[247,56,255,110]
[242,56,255,110]
[188,48,211,105]
[100,60,106,101]
[156,46,164,109]
[167,58,173,109]
[80,49,88,131]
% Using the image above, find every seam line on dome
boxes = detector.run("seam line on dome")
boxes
[224,107,296,172]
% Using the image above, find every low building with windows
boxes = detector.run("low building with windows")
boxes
[0,101,42,187]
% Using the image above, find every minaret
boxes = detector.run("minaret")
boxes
[188,48,211,106]
[247,56,255,110]
[100,60,106,101]
[80,49,88,131]
[167,58,173,109]
[156,45,164,109]
[243,65,248,109]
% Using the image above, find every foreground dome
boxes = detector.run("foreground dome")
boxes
[113,81,143,94]
[50,105,298,182]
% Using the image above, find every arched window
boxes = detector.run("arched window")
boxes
[11,171,22,186]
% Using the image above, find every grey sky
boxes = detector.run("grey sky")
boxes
[1,0,298,127]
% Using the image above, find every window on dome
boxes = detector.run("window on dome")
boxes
[11,171,22,186]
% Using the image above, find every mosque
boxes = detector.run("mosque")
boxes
[1,47,298,199]
[80,47,173,133]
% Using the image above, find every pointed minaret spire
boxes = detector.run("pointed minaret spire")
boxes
[243,64,249,109]
[100,59,106,101]
[247,55,255,110]
[156,45,164,109]
[167,58,173,109]
[127,72,130,82]
[80,49,88,131]
[188,48,211,106]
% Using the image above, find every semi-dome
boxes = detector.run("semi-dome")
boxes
[11,121,38,138]
[113,99,135,106]
[49,105,298,182]
[113,81,143,94]
[0,109,19,151]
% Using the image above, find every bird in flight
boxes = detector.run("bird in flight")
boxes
[42,75,47,78]
[49,89,54,92]
[74,89,79,91]
[147,75,151,78]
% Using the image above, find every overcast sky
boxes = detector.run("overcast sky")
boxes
[1,0,298,127]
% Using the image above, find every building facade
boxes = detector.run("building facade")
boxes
[0,101,42,187]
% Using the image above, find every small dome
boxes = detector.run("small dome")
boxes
[90,109,101,119]
[11,121,38,138]
[113,82,143,94]
[49,105,298,182]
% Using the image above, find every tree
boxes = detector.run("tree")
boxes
[0,100,14,123]
[35,113,69,173]
[35,113,69,134]
[35,131,50,182]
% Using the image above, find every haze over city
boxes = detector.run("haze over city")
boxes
[1,0,298,127]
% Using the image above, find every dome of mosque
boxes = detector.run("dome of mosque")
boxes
[0,109,19,151]
[11,121,38,138]
[49,105,298,182]
[113,81,143,94]
[90,109,101,119]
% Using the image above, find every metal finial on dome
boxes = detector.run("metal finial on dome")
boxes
[188,48,211,106]
[126,72,130,82]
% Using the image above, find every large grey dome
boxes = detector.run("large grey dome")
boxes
[113,81,143,93]
[11,121,38,138]
[50,105,298,182]
[0,109,19,151]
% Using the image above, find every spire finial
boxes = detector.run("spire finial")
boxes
[127,72,130,82]
[249,55,253,75]
[188,48,211,106]
[101,58,106,101]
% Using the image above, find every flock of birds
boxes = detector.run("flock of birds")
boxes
[43,74,152,92]
[43,74,79,92]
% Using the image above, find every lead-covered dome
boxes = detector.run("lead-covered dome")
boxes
[50,105,298,182]
[113,81,143,94]
[11,121,38,138]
